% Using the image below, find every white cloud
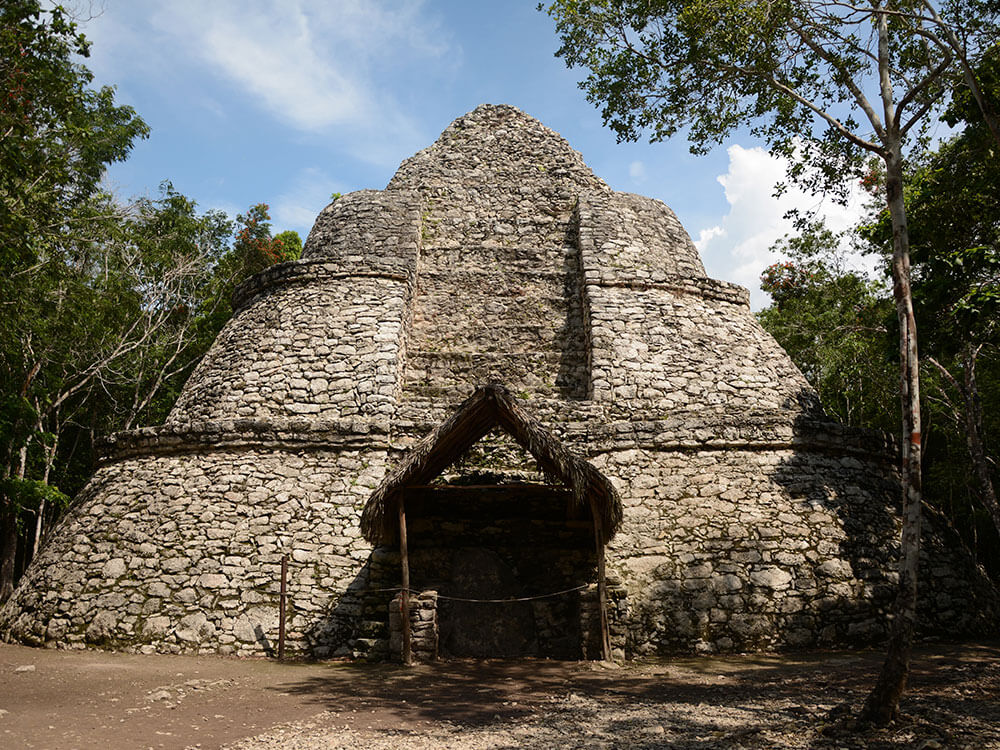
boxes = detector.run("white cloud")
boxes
[694,145,869,310]
[628,160,646,183]
[144,1,452,146]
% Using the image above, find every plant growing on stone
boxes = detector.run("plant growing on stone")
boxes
[545,0,999,724]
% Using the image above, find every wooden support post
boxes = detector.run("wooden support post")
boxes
[398,493,412,666]
[589,496,611,661]
[278,553,288,660]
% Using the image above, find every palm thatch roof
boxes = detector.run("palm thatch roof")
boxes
[361,384,622,546]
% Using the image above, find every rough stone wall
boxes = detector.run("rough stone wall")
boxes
[389,590,438,662]
[5,432,994,659]
[400,244,589,414]
[168,273,412,424]
[1,448,389,657]
[597,446,997,654]
[583,286,824,417]
[3,103,997,661]
[301,189,422,266]
[389,105,605,414]
[388,104,608,251]
[578,191,707,280]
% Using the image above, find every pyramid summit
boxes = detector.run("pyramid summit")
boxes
[2,105,995,659]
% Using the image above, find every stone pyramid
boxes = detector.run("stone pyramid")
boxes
[2,105,995,659]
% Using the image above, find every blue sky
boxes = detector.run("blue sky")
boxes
[77,0,866,309]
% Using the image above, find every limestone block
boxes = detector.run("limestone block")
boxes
[817,559,854,579]
[749,567,793,590]
[197,573,229,589]
[175,612,215,644]
[102,558,127,579]
[143,616,171,637]
[85,611,118,644]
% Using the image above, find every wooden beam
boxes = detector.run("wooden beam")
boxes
[588,495,611,661]
[398,492,412,666]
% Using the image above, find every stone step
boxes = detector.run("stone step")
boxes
[410,321,583,354]
[403,350,588,395]
[352,637,389,659]
[357,619,388,637]
[416,266,574,285]
[419,244,577,271]
[410,292,582,332]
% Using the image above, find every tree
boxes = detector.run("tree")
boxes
[103,184,234,430]
[1,0,147,602]
[0,1,148,267]
[860,53,1000,548]
[195,204,301,336]
[545,0,998,723]
[759,223,897,432]
[0,185,232,600]
[0,185,309,600]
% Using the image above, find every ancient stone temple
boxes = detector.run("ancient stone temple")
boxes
[2,104,996,659]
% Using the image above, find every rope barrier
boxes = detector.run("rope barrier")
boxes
[367,584,590,603]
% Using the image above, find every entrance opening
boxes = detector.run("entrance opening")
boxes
[405,483,596,658]
[361,385,622,662]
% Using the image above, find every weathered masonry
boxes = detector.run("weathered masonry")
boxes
[2,104,996,659]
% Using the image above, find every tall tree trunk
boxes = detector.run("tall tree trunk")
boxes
[32,425,59,560]
[860,145,923,726]
[931,347,1000,536]
[0,502,17,603]
[961,346,999,534]
[1,445,31,602]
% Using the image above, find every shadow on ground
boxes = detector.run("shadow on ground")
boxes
[270,640,1000,735]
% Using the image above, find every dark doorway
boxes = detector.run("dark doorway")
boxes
[404,483,596,659]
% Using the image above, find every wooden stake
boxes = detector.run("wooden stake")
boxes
[588,496,611,661]
[278,554,288,660]
[398,493,412,666]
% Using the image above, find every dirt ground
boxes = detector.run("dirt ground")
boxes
[0,640,997,750]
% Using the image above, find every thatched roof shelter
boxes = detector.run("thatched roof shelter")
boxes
[361,384,622,546]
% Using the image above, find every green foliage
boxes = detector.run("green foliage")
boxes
[857,53,1000,571]
[197,203,300,334]
[0,478,69,529]
[945,42,1000,134]
[0,2,312,597]
[1,1,148,513]
[273,230,303,261]
[0,0,149,269]
[544,0,996,197]
[758,224,897,431]
[231,203,299,273]
[766,53,1000,571]
[861,117,999,354]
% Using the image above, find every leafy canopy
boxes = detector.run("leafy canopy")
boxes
[758,222,896,430]
[0,0,149,268]
[546,0,998,194]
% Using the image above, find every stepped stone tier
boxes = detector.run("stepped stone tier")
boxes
[2,104,997,659]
